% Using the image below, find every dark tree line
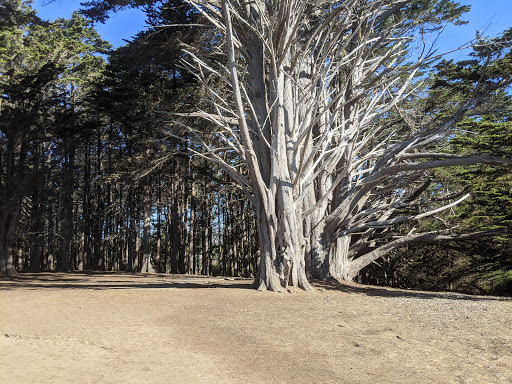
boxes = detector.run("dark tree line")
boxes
[1,0,258,277]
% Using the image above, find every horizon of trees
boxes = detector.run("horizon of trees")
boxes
[1,0,511,295]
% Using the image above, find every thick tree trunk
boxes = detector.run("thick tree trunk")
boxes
[252,188,313,291]
[329,235,353,281]
[254,206,283,292]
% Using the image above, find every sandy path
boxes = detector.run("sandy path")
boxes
[1,273,511,383]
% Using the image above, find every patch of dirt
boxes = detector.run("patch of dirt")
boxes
[1,272,511,384]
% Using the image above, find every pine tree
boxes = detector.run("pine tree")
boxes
[0,1,109,275]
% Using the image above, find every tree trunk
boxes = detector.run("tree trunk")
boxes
[187,179,195,274]
[127,187,135,272]
[0,240,16,276]
[140,184,155,273]
[253,207,283,291]
[201,177,210,275]
[60,145,76,273]
[179,174,188,273]
[155,179,162,273]
[0,130,24,276]
[329,235,353,281]
[28,145,43,272]
[134,216,140,271]
[80,143,92,271]
[29,196,43,273]
[170,173,180,274]
[93,129,105,271]
[221,193,228,275]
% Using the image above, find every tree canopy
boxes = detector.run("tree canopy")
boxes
[170,0,512,291]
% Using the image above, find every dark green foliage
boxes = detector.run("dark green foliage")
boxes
[365,241,511,295]
[383,0,469,31]
[367,34,512,294]
[79,0,158,22]
[0,1,111,274]
[0,0,258,276]
[430,117,512,295]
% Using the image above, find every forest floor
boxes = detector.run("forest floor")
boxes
[0,273,511,384]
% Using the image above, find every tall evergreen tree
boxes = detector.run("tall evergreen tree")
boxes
[1,0,44,275]
[0,1,109,275]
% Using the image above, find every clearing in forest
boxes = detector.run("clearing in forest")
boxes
[0,272,511,384]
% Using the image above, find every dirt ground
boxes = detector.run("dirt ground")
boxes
[0,273,511,384]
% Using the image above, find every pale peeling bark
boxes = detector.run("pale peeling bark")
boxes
[176,0,512,290]
[253,200,283,292]
[329,235,352,282]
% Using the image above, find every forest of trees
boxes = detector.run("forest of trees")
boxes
[1,0,511,295]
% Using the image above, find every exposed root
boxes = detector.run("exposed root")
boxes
[298,278,315,292]
[253,276,284,292]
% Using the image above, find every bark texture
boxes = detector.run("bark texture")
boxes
[180,0,512,290]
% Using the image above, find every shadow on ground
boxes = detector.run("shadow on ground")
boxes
[312,279,511,302]
[1,272,510,301]
[0,272,253,291]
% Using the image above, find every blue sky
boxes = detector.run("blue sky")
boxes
[33,0,512,56]
[33,0,147,48]
[436,0,512,59]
